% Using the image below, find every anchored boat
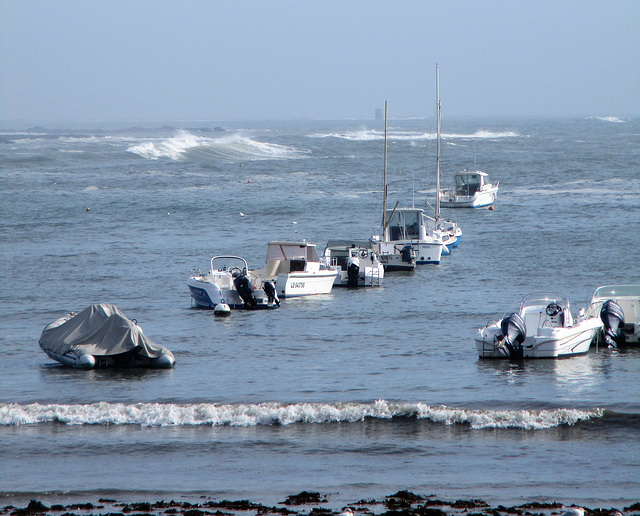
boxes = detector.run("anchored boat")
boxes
[440,169,499,208]
[323,240,384,287]
[187,255,278,310]
[475,293,602,359]
[39,304,175,369]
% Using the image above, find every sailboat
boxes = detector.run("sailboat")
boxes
[372,102,444,266]
[428,64,462,250]
[371,101,418,271]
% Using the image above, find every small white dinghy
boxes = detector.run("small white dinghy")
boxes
[39,304,175,369]
[475,293,602,359]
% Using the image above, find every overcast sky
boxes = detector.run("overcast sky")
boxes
[1,0,639,124]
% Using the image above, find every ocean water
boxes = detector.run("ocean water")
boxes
[1,116,639,509]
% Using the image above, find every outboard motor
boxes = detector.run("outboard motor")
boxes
[498,312,527,359]
[263,280,280,307]
[347,253,360,288]
[600,299,625,348]
[233,272,258,309]
[400,244,413,264]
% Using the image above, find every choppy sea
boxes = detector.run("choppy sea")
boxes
[1,115,639,509]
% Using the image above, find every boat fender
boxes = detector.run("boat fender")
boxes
[78,354,96,369]
[214,303,231,316]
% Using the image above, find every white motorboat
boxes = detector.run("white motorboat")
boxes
[440,169,499,208]
[382,206,443,265]
[252,241,338,298]
[323,240,384,287]
[187,255,279,310]
[39,304,175,369]
[475,293,602,359]
[586,285,640,347]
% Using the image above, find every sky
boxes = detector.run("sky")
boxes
[1,0,639,124]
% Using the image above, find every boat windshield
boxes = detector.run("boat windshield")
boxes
[210,256,248,273]
[592,285,640,299]
[454,173,482,196]
[519,293,569,312]
[387,210,420,240]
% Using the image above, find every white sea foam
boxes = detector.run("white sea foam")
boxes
[309,129,519,141]
[587,116,626,123]
[0,401,604,429]
[127,130,305,161]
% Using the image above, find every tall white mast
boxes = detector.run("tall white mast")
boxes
[435,64,441,219]
[382,100,388,229]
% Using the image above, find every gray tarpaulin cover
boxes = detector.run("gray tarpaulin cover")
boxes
[39,304,167,358]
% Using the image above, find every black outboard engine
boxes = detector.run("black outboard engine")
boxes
[499,312,527,359]
[600,299,625,348]
[347,254,360,288]
[263,280,280,307]
[233,273,257,309]
[400,244,413,264]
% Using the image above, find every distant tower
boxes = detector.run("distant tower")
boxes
[375,108,383,120]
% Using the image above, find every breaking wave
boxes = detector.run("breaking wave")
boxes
[0,400,605,430]
[127,130,306,161]
[310,129,519,141]
[587,116,626,123]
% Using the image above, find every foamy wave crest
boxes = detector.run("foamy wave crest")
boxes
[587,116,626,123]
[310,129,519,141]
[127,131,304,161]
[0,401,604,429]
[456,130,520,139]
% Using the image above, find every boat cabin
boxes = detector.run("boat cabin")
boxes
[453,170,491,196]
[385,207,432,242]
[262,241,323,276]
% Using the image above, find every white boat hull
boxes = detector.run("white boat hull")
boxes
[275,270,338,297]
[187,276,273,309]
[440,187,498,208]
[410,241,442,264]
